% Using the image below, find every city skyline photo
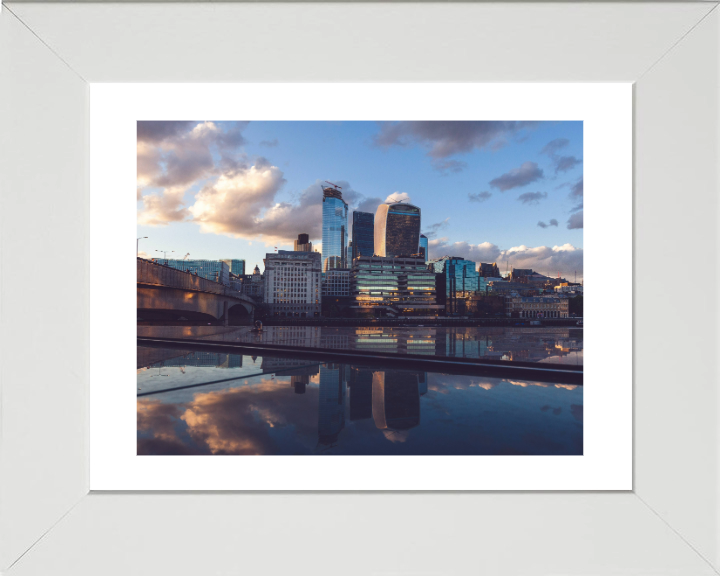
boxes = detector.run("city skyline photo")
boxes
[137,119,584,457]
[137,120,583,279]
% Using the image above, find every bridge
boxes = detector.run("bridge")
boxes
[137,258,256,325]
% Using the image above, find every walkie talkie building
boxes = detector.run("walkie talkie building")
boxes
[321,186,348,272]
[374,202,421,258]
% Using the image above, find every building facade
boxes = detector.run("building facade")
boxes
[221,259,245,276]
[374,202,421,258]
[322,268,351,297]
[162,259,230,285]
[350,255,441,317]
[263,251,321,317]
[429,256,480,314]
[230,265,264,300]
[351,211,375,262]
[321,186,348,272]
[293,233,313,252]
[419,234,429,263]
[478,262,501,277]
[504,296,570,318]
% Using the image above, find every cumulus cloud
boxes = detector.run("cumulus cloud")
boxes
[137,121,253,227]
[423,217,450,239]
[138,187,190,225]
[468,191,492,203]
[385,192,411,203]
[567,211,583,229]
[518,191,548,205]
[428,239,583,278]
[541,138,582,175]
[373,121,537,158]
[186,164,334,246]
[137,121,198,145]
[428,238,501,263]
[489,161,544,191]
[549,218,559,227]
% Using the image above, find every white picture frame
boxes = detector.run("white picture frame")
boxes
[1,2,718,574]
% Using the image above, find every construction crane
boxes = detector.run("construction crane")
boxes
[324,180,342,190]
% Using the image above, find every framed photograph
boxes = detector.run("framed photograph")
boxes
[2,2,718,575]
[90,82,629,491]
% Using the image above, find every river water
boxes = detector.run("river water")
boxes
[137,331,583,456]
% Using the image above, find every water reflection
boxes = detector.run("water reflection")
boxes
[138,325,583,365]
[138,348,582,456]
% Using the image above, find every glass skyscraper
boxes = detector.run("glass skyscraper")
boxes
[430,256,480,314]
[351,211,375,262]
[374,202,421,258]
[321,186,348,272]
[419,234,429,263]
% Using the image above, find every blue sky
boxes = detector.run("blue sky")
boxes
[137,121,583,277]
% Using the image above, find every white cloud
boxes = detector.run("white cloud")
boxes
[138,187,189,226]
[385,192,411,203]
[428,239,583,279]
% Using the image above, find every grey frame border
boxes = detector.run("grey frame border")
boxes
[1,2,719,575]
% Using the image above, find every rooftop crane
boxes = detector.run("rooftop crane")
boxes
[324,180,342,190]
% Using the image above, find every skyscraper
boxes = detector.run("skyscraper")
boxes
[351,211,375,262]
[374,202,421,258]
[321,185,348,272]
[419,234,429,263]
[294,233,313,252]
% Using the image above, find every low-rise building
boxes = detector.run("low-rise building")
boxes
[351,255,442,317]
[505,295,570,318]
[554,284,584,294]
[230,265,265,301]
[264,251,321,317]
[162,259,230,285]
[322,268,350,297]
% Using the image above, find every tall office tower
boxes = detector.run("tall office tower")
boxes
[351,211,375,262]
[374,202,421,258]
[293,233,313,252]
[221,259,245,276]
[419,234,429,263]
[321,185,348,272]
[263,250,322,318]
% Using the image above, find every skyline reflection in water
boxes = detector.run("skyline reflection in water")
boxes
[137,325,584,365]
[137,348,582,456]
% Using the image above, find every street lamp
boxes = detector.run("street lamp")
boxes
[137,236,147,257]
[155,249,174,263]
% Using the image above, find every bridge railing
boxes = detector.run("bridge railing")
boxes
[137,258,248,299]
